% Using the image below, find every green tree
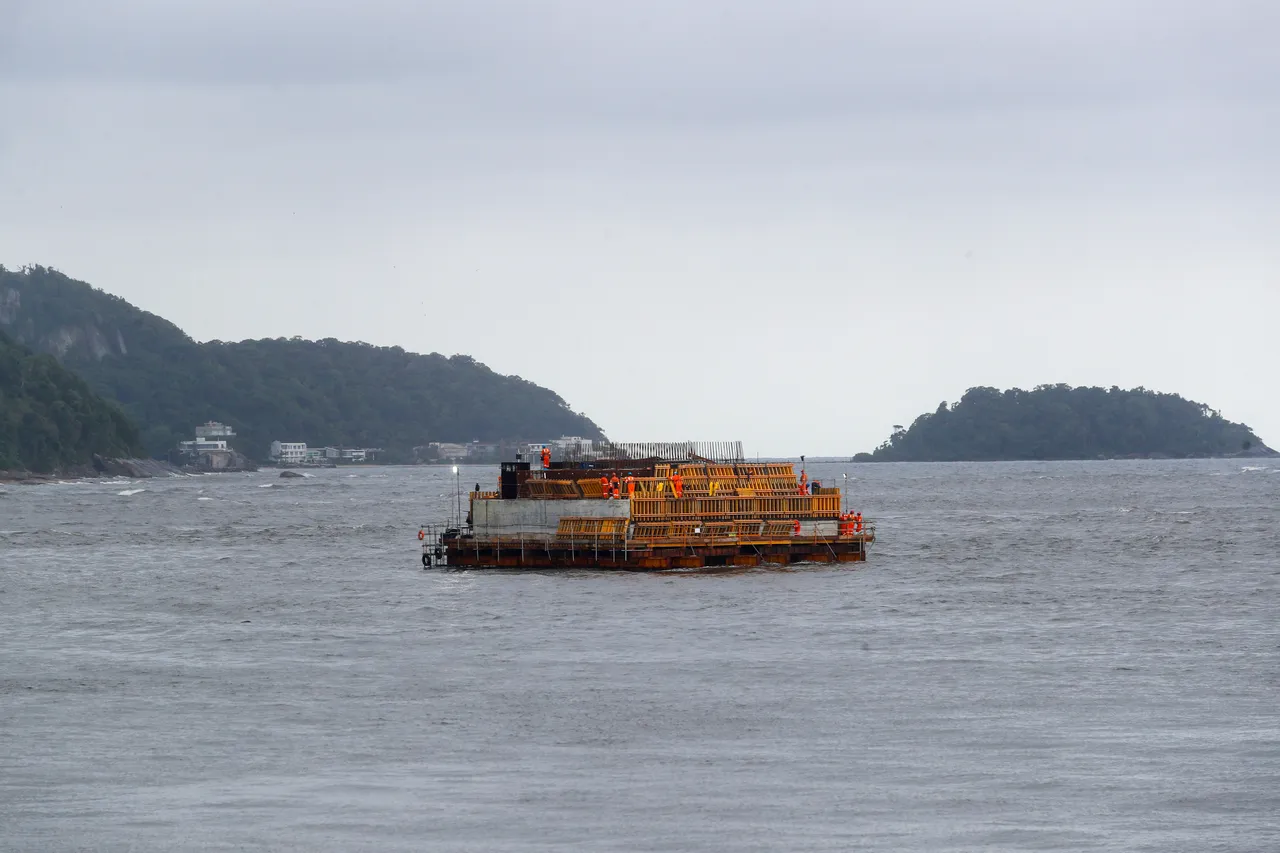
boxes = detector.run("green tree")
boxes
[0,329,143,472]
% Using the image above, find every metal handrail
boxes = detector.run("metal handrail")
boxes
[423,522,877,547]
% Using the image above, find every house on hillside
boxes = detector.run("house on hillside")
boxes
[195,421,236,439]
[174,422,255,471]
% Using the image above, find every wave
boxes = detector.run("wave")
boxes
[1241,466,1267,473]
[116,488,146,496]
[197,496,214,501]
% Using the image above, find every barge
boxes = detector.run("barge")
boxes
[420,442,874,570]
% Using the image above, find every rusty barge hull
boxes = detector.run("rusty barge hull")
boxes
[436,534,872,571]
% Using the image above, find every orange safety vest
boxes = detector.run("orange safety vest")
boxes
[854,513,863,532]
[792,520,802,535]
[625,476,635,495]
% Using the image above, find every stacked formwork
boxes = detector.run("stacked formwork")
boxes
[440,454,873,569]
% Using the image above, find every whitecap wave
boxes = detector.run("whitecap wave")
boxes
[197,496,214,501]
[116,488,146,496]
[1241,466,1267,472]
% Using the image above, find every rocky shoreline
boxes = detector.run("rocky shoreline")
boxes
[0,456,186,485]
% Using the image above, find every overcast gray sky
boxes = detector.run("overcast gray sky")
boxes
[2,0,1276,455]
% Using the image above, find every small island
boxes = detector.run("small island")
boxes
[856,385,1274,462]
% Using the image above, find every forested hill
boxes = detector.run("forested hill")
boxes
[0,330,143,472]
[0,265,604,459]
[860,385,1272,462]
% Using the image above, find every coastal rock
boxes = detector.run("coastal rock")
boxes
[1,457,182,483]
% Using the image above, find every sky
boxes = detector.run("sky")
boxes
[1,0,1277,455]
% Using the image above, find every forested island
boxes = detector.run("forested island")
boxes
[857,385,1272,462]
[0,266,604,460]
[0,330,143,473]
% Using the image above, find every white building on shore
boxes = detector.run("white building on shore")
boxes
[179,438,229,454]
[272,442,379,464]
[269,441,307,464]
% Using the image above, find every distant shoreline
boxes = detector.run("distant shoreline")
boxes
[6,454,1274,486]
[852,449,1278,463]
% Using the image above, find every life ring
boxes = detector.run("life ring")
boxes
[417,529,425,541]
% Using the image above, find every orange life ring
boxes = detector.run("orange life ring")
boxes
[417,529,425,541]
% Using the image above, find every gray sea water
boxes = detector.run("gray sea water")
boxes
[2,460,1278,852]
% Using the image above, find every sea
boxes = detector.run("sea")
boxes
[2,460,1277,852]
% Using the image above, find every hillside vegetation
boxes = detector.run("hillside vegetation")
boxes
[0,266,604,459]
[0,330,143,472]
[860,385,1270,462]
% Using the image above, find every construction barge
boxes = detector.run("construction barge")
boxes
[420,442,874,570]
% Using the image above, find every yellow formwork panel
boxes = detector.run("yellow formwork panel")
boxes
[628,494,840,520]
[555,517,628,541]
[524,480,581,498]
[632,522,673,539]
[577,478,606,498]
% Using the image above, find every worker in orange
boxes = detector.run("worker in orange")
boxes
[624,475,636,497]
[609,473,620,498]
[792,519,801,536]
[854,511,863,533]
[672,471,684,499]
[600,475,611,498]
[540,446,551,469]
[838,512,849,536]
